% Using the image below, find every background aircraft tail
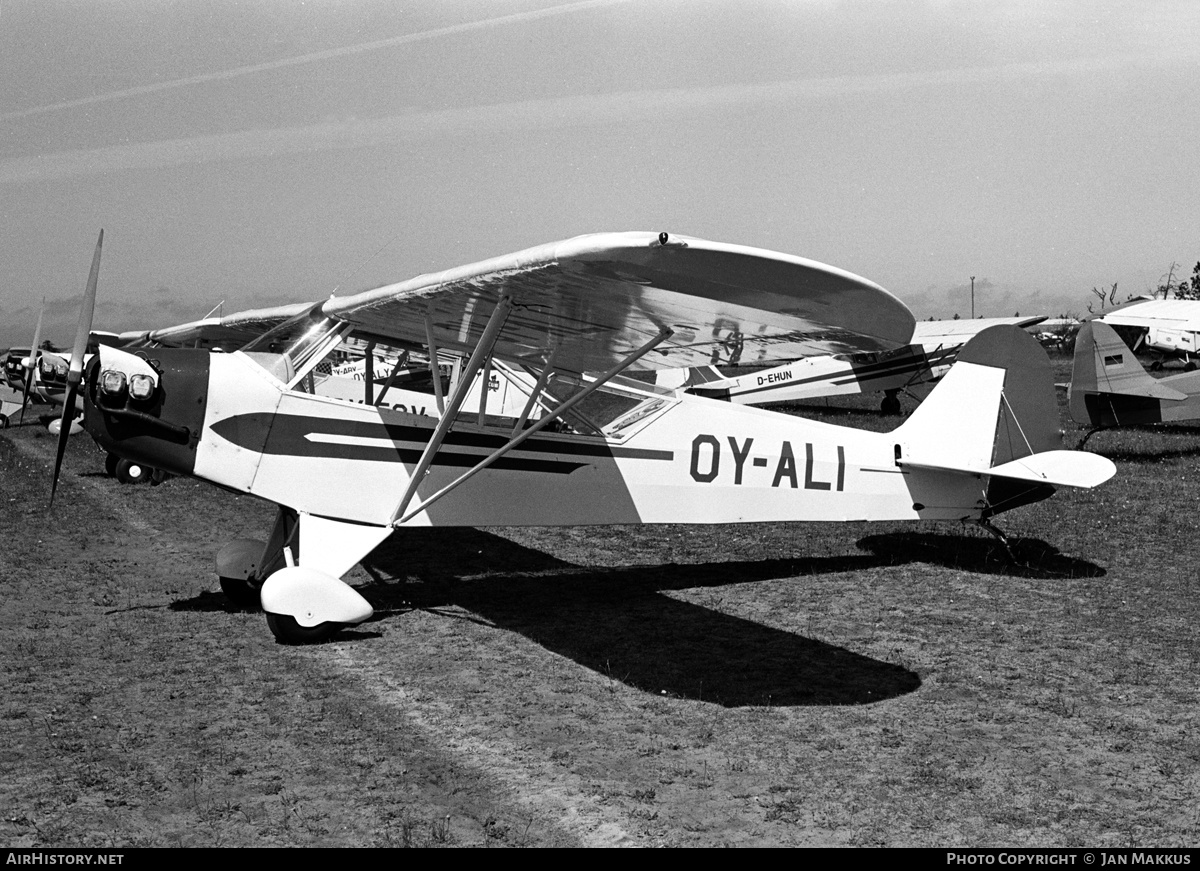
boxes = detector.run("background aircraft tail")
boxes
[1068,320,1187,427]
[651,365,727,392]
[1071,321,1186,402]
[894,325,1114,515]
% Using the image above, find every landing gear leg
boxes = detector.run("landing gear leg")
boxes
[215,506,299,609]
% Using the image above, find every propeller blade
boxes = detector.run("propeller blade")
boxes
[19,297,45,425]
[68,230,103,383]
[50,383,79,506]
[19,367,35,425]
[50,231,103,507]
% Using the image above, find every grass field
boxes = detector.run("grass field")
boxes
[1,355,1197,847]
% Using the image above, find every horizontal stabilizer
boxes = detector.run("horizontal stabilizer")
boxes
[902,451,1114,489]
[988,451,1116,488]
[1126,381,1187,401]
[902,451,1118,491]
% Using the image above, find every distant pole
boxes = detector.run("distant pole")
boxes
[970,276,975,319]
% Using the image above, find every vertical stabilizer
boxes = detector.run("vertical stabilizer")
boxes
[954,324,1062,463]
[895,325,1066,515]
[1068,320,1187,426]
[899,325,1061,466]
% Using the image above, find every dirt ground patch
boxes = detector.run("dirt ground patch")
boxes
[2,370,1198,846]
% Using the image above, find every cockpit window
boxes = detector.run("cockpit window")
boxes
[239,305,352,389]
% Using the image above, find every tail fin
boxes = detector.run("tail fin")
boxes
[898,324,1062,464]
[894,325,1114,513]
[652,365,728,392]
[1070,321,1186,411]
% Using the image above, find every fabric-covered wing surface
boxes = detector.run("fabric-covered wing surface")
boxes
[322,232,914,373]
[911,315,1046,349]
[119,303,316,349]
[1098,299,1200,330]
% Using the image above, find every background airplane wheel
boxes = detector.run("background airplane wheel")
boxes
[115,458,149,484]
[0,413,8,428]
[105,453,120,477]
[219,577,262,610]
[880,394,902,416]
[265,613,342,645]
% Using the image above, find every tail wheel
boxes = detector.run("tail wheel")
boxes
[265,613,343,645]
[116,458,149,484]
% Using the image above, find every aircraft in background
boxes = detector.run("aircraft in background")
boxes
[54,230,1114,644]
[1068,319,1200,444]
[0,387,21,428]
[1096,299,1200,370]
[657,316,1047,415]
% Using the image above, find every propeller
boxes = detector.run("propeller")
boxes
[18,296,45,425]
[50,230,103,506]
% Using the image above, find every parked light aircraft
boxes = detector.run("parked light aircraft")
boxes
[1069,319,1200,443]
[54,230,1115,644]
[0,388,20,428]
[663,316,1047,414]
[1097,299,1200,369]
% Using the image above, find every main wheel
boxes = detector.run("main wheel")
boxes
[219,576,262,610]
[105,453,120,477]
[265,613,343,645]
[116,458,149,484]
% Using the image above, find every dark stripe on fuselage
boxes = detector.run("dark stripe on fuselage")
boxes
[210,412,673,473]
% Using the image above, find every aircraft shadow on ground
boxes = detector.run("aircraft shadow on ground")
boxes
[168,525,1101,706]
[356,528,924,708]
[854,531,1105,579]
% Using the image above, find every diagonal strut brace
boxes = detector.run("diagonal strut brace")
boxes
[388,295,514,524]
[393,327,674,526]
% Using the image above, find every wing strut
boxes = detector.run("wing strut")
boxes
[19,297,45,425]
[511,349,560,437]
[391,326,673,527]
[388,295,515,524]
[423,311,445,415]
[374,350,410,406]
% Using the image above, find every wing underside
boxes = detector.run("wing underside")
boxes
[321,232,915,373]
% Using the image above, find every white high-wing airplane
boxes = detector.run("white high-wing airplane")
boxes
[657,316,1047,414]
[1097,299,1200,369]
[57,230,1115,644]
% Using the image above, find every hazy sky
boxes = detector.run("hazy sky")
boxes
[3,0,1199,348]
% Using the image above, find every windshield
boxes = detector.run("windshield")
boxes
[239,305,352,388]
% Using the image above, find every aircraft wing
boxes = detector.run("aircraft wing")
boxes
[1097,299,1200,330]
[320,231,915,373]
[119,302,316,349]
[911,316,1046,352]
